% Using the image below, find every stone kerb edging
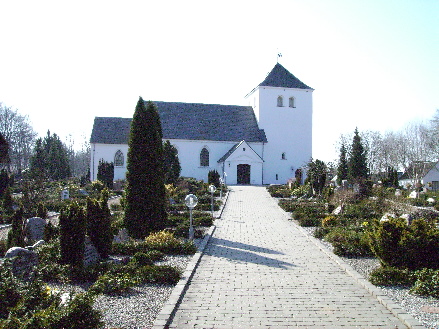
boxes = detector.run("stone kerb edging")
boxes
[215,189,230,219]
[293,223,425,329]
[152,225,216,328]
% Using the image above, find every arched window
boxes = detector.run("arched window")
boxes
[200,148,209,167]
[277,96,283,107]
[114,150,124,166]
[281,152,286,160]
[289,97,295,108]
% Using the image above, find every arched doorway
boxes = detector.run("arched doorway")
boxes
[237,164,251,184]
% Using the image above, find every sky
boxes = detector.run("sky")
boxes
[0,0,438,162]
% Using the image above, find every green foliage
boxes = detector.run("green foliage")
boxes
[135,265,181,285]
[0,132,9,165]
[368,218,439,270]
[0,169,10,198]
[369,266,414,286]
[7,208,24,248]
[207,169,220,187]
[36,203,47,219]
[2,186,14,215]
[306,158,327,196]
[30,131,71,180]
[59,202,86,268]
[163,140,181,185]
[325,227,372,257]
[129,252,154,266]
[97,160,114,190]
[43,222,59,243]
[0,261,103,329]
[89,273,138,295]
[86,193,113,259]
[144,230,197,254]
[124,98,167,239]
[266,185,291,198]
[336,143,348,185]
[410,268,439,298]
[348,128,369,182]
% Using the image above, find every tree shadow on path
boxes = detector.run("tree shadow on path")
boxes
[204,237,297,269]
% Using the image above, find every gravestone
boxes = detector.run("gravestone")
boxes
[395,189,402,197]
[380,213,396,222]
[83,236,100,267]
[113,228,129,243]
[332,205,344,215]
[25,217,46,244]
[4,247,38,280]
[61,189,69,200]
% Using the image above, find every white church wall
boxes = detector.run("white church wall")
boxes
[90,143,129,181]
[91,140,265,185]
[246,86,313,184]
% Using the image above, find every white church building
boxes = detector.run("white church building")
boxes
[90,63,313,185]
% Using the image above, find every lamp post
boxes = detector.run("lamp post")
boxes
[219,177,224,199]
[185,194,198,240]
[208,184,216,218]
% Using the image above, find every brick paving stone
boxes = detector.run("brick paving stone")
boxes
[167,186,417,328]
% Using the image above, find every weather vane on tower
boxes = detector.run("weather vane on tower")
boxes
[277,51,282,63]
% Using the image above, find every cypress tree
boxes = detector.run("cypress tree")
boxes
[7,208,25,248]
[59,202,86,267]
[124,98,167,239]
[348,128,368,182]
[163,140,181,185]
[97,159,114,189]
[336,143,348,186]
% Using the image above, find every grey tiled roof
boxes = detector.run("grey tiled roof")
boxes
[90,101,267,144]
[258,63,312,89]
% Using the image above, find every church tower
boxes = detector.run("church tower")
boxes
[245,63,313,184]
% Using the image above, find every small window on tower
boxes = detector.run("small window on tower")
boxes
[281,152,286,160]
[289,97,296,108]
[277,96,283,107]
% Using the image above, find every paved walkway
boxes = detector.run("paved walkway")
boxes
[167,186,418,328]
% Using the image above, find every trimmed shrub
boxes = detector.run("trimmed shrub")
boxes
[7,208,25,248]
[368,218,439,270]
[59,202,86,268]
[86,194,113,259]
[369,266,414,286]
[135,265,181,285]
[325,227,372,257]
[89,273,138,295]
[208,169,220,187]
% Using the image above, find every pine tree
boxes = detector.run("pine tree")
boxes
[336,143,348,186]
[124,98,167,239]
[163,140,181,185]
[348,128,368,182]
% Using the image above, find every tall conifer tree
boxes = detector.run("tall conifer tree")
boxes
[348,128,368,182]
[336,143,348,185]
[124,98,167,238]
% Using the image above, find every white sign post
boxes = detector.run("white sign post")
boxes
[185,194,198,240]
[208,185,216,218]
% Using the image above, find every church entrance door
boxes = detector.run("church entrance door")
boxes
[237,164,251,184]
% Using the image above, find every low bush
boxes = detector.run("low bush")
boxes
[135,265,182,285]
[266,185,291,198]
[89,273,138,295]
[297,216,322,227]
[369,266,414,286]
[410,268,439,298]
[368,218,439,270]
[325,227,372,257]
[144,230,197,254]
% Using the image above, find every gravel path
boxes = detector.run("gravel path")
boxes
[303,226,439,329]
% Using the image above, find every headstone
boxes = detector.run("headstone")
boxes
[4,247,38,280]
[380,213,396,222]
[26,240,45,251]
[341,180,349,188]
[427,197,435,203]
[332,205,343,215]
[400,213,413,225]
[409,191,417,198]
[113,228,129,243]
[61,189,69,200]
[25,217,47,244]
[395,189,402,197]
[83,236,100,267]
